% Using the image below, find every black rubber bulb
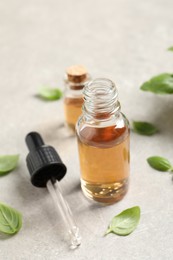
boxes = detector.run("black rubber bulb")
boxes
[25,132,67,187]
[26,132,45,151]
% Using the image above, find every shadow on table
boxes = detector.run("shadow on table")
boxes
[0,233,13,241]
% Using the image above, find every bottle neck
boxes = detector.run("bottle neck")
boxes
[64,74,91,91]
[83,78,120,120]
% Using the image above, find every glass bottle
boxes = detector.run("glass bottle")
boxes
[64,65,90,133]
[76,78,130,204]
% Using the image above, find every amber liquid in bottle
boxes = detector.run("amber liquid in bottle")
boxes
[64,97,83,132]
[77,125,130,204]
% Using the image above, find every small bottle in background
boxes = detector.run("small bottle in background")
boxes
[64,65,91,133]
[76,78,130,204]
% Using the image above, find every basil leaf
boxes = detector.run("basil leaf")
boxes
[147,156,173,172]
[140,73,173,94]
[38,87,62,101]
[132,121,157,136]
[0,155,19,176]
[105,206,140,236]
[0,203,22,235]
[168,46,173,51]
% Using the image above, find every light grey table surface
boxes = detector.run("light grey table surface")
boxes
[1,0,173,259]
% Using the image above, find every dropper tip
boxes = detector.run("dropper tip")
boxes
[69,226,81,249]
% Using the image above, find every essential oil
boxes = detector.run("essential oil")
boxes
[76,78,130,204]
[64,65,90,132]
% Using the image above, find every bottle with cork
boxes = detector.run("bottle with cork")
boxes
[64,65,91,132]
[76,78,130,204]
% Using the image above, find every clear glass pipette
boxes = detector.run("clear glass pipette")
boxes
[25,131,81,248]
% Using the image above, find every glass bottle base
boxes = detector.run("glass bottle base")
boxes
[81,179,129,204]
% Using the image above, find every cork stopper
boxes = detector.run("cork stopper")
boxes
[66,65,88,83]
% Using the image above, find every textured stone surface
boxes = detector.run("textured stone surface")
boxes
[0,0,173,259]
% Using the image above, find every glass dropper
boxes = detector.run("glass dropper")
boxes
[47,179,81,248]
[25,131,81,248]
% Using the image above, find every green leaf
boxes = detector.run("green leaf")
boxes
[105,206,140,236]
[140,73,173,94]
[147,156,173,172]
[0,155,19,176]
[168,46,173,51]
[0,202,22,235]
[132,121,157,136]
[38,87,62,101]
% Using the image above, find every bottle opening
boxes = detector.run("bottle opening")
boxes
[83,78,120,119]
[87,78,116,93]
